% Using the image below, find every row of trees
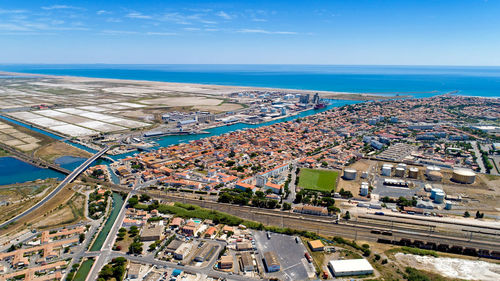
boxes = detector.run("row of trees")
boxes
[218,188,281,209]
[294,189,339,213]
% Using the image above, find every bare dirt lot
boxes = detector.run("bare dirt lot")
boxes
[35,141,92,162]
[394,253,500,281]
[0,183,84,236]
[139,96,224,107]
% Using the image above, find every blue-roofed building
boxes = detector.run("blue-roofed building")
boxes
[172,269,183,277]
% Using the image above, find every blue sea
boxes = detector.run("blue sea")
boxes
[0,157,64,186]
[1,64,500,98]
[1,64,499,185]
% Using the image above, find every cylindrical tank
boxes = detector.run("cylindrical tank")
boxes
[381,165,392,176]
[395,167,405,177]
[451,169,476,184]
[445,201,453,210]
[426,166,441,175]
[397,163,407,169]
[430,188,443,199]
[434,192,445,204]
[408,167,419,179]
[343,169,357,180]
[360,185,369,196]
[427,171,443,182]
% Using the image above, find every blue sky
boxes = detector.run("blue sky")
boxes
[1,0,499,65]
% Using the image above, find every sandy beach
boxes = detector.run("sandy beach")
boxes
[0,71,407,100]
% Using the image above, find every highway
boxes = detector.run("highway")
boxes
[0,146,109,229]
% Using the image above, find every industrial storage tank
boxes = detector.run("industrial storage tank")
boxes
[430,188,444,199]
[381,165,392,176]
[427,171,443,182]
[395,167,405,177]
[445,201,453,210]
[434,192,445,204]
[343,169,357,180]
[451,169,476,184]
[426,166,441,175]
[408,167,419,179]
[360,183,369,196]
[397,163,407,169]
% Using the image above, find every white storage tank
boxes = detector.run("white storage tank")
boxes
[444,201,453,210]
[408,167,419,179]
[430,188,443,199]
[381,165,392,176]
[434,192,445,204]
[397,163,407,169]
[360,184,369,196]
[395,167,405,177]
[451,169,476,184]
[425,166,441,175]
[343,169,357,180]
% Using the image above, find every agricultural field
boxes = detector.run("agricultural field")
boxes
[298,168,338,192]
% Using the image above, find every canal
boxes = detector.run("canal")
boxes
[0,99,361,185]
[89,192,125,251]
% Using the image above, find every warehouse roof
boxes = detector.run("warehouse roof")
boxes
[308,240,324,249]
[328,259,373,274]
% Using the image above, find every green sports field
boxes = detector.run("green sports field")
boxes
[298,168,338,192]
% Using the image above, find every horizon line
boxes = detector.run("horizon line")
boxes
[1,63,500,68]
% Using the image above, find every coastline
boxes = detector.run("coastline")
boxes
[0,70,409,101]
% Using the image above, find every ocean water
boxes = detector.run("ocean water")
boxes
[1,64,499,98]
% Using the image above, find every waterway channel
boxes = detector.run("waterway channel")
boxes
[0,99,361,185]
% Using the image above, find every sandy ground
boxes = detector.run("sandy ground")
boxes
[139,96,223,106]
[35,141,92,162]
[395,253,500,281]
[0,71,397,100]
[194,103,243,112]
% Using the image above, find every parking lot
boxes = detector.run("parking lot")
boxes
[253,231,314,281]
[372,176,424,198]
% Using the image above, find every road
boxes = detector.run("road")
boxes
[284,163,298,204]
[0,146,109,229]
[471,141,486,173]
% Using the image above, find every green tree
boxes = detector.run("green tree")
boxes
[129,241,143,254]
[282,202,291,210]
[343,211,351,221]
[464,211,470,217]
[129,226,139,237]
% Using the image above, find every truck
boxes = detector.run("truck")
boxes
[305,252,312,263]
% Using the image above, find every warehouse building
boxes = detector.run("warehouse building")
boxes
[194,244,215,262]
[236,242,253,251]
[263,251,280,272]
[166,239,183,254]
[174,243,192,260]
[140,224,164,241]
[219,255,233,270]
[239,252,254,272]
[328,259,374,277]
[308,240,325,252]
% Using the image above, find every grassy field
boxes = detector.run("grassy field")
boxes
[298,168,338,192]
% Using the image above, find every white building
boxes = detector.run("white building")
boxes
[328,259,374,277]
